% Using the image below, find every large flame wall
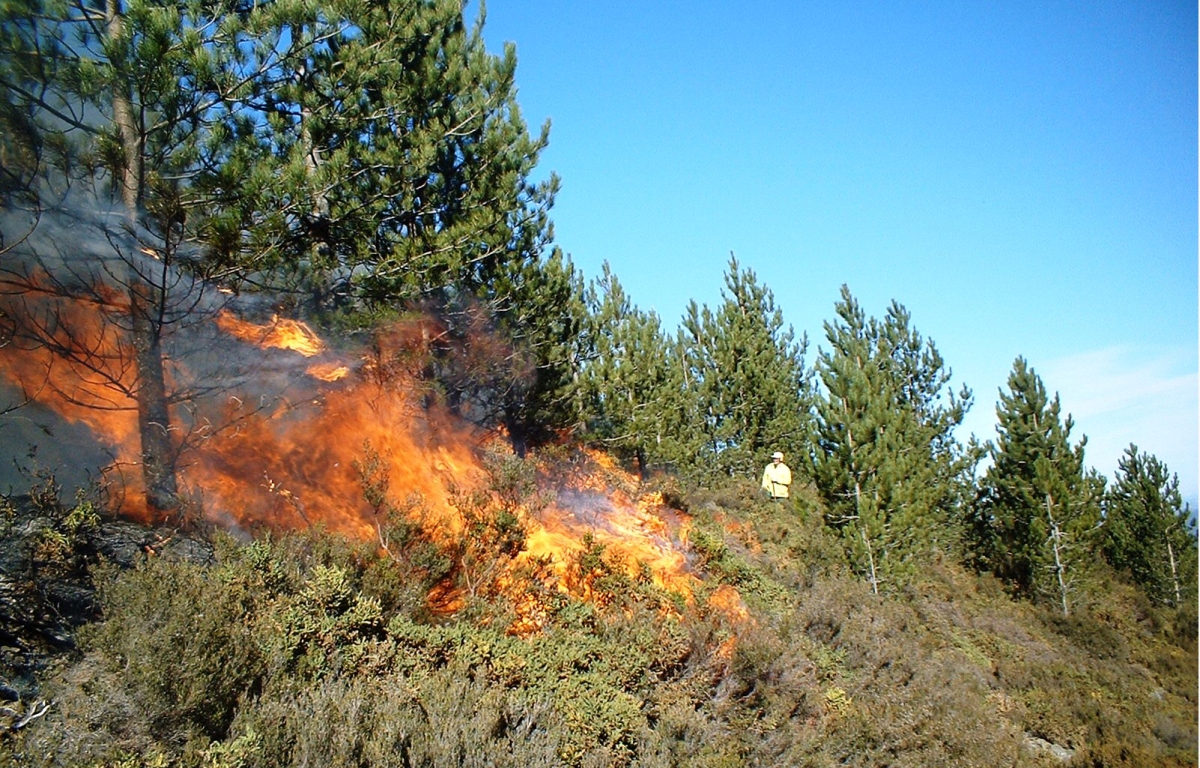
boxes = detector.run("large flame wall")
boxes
[1,302,697,604]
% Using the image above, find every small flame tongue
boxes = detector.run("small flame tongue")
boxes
[214,312,352,381]
[215,312,327,357]
[306,363,351,381]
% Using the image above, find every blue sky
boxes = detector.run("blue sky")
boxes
[477,1,1198,503]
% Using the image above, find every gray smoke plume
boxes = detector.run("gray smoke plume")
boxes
[0,204,335,505]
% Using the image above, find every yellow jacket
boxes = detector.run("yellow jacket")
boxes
[761,462,792,499]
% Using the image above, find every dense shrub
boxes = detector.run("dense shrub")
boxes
[3,483,1195,768]
[229,672,565,768]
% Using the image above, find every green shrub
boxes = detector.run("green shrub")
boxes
[82,556,267,742]
[6,482,1195,768]
[228,671,564,768]
[258,564,388,680]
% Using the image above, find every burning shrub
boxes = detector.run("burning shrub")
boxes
[352,442,453,619]
[687,519,792,617]
[566,533,657,610]
[446,446,548,611]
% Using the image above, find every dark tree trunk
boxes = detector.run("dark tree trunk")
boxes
[128,278,177,515]
[506,412,528,458]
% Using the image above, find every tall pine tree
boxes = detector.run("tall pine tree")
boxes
[195,0,557,317]
[675,255,809,480]
[482,248,588,454]
[1103,445,1197,607]
[809,287,973,592]
[1,0,572,499]
[972,357,1102,615]
[581,263,674,475]
[0,0,238,512]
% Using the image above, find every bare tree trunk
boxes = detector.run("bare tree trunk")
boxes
[107,0,178,516]
[506,411,528,458]
[1046,493,1069,617]
[106,0,143,215]
[847,418,879,594]
[861,525,879,595]
[851,461,880,595]
[1167,536,1181,608]
[129,275,177,514]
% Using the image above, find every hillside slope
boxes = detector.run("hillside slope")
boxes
[1,476,1195,768]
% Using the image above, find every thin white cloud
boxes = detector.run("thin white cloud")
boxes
[1040,345,1198,504]
[958,345,1199,507]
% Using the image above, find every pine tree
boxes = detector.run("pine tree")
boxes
[2,0,558,305]
[1103,445,1197,607]
[581,263,674,475]
[0,0,240,216]
[2,0,571,490]
[972,357,1101,615]
[0,0,234,512]
[195,0,557,316]
[0,63,42,206]
[675,255,810,480]
[485,248,588,454]
[194,0,573,448]
[809,287,973,592]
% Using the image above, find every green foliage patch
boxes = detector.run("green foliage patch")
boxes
[2,460,1196,768]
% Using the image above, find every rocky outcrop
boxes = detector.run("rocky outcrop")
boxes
[1023,732,1076,762]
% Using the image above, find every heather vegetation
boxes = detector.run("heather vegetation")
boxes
[1,0,1197,766]
[1,469,1195,767]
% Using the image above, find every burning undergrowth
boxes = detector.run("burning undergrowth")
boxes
[0,212,701,622]
[186,346,701,624]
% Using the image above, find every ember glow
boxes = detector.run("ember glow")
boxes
[1,293,699,617]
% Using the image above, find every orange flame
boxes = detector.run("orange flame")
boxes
[306,363,351,381]
[0,272,149,517]
[215,312,327,357]
[2,298,702,622]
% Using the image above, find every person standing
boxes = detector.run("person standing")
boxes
[761,451,792,501]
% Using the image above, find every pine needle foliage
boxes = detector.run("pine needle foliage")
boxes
[673,255,811,481]
[1103,444,1198,608]
[809,287,974,592]
[581,263,676,476]
[971,357,1103,616]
